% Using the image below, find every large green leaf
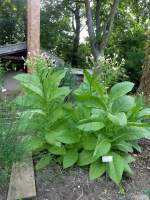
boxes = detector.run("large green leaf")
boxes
[49,69,67,87]
[75,93,106,109]
[113,127,150,141]
[63,149,78,168]
[78,150,97,166]
[82,135,97,150]
[50,87,70,101]
[111,95,135,113]
[128,122,150,127]
[15,74,43,97]
[124,163,134,176]
[113,141,133,153]
[125,127,150,140]
[55,130,80,144]
[83,70,105,96]
[28,137,45,151]
[130,141,142,153]
[91,108,106,120]
[108,112,127,126]
[35,154,52,170]
[48,145,66,155]
[78,122,105,132]
[108,153,125,185]
[93,139,111,157]
[89,161,106,180]
[110,81,134,100]
[137,108,150,118]
[45,132,61,147]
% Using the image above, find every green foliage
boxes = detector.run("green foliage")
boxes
[96,56,128,88]
[0,61,5,88]
[67,70,150,185]
[14,56,71,169]
[16,56,150,186]
[0,100,27,186]
[0,0,26,45]
[35,154,52,171]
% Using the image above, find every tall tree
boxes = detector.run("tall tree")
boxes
[71,2,81,66]
[138,35,150,95]
[84,0,120,61]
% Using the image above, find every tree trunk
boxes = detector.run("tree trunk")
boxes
[138,40,150,96]
[85,0,120,62]
[85,0,100,61]
[71,3,81,67]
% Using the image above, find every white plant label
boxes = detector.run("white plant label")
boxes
[2,88,7,92]
[102,156,113,163]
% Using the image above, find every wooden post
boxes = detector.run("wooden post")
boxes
[27,0,40,59]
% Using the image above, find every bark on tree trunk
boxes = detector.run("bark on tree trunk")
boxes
[85,0,120,63]
[85,0,100,61]
[138,40,150,96]
[71,4,81,67]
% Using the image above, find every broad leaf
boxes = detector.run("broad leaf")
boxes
[78,150,97,166]
[50,87,70,101]
[15,74,43,97]
[93,139,111,157]
[28,137,45,151]
[48,145,66,155]
[78,122,105,132]
[82,135,97,150]
[75,93,106,109]
[91,108,106,120]
[113,141,133,153]
[108,112,127,126]
[45,131,61,147]
[130,141,142,153]
[35,154,51,170]
[111,95,135,113]
[124,163,134,176]
[110,81,134,100]
[55,130,80,144]
[137,108,150,118]
[89,161,105,180]
[63,149,78,168]
[108,153,124,185]
[125,127,150,140]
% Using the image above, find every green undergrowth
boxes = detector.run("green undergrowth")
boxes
[0,100,28,187]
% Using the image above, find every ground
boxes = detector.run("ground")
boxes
[35,142,150,200]
[1,142,149,200]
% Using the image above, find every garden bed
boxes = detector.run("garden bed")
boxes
[19,142,150,199]
[1,142,149,200]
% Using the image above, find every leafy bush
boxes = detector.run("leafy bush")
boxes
[68,70,150,185]
[97,55,128,88]
[15,56,150,186]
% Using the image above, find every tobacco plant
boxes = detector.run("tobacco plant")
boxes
[65,70,150,185]
[15,56,150,185]
[14,57,71,169]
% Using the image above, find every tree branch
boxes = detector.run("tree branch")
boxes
[95,0,101,40]
[99,0,120,54]
[85,0,99,60]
